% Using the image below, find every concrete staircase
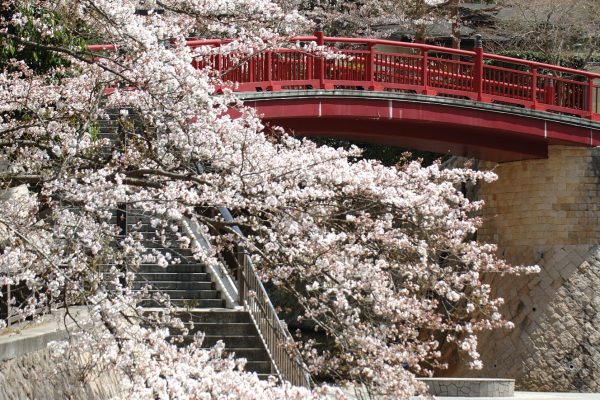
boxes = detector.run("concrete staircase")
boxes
[135,262,225,309]
[172,310,273,377]
[123,212,275,378]
[99,112,276,379]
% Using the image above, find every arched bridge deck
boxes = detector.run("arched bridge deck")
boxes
[92,33,600,161]
[239,90,600,162]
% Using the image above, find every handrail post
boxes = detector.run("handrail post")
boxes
[216,53,223,79]
[237,247,245,306]
[248,57,255,82]
[473,34,487,102]
[215,51,223,94]
[315,30,330,90]
[367,43,377,90]
[422,48,430,95]
[544,78,555,105]
[266,51,274,91]
[6,284,10,327]
[216,47,222,73]
[588,75,596,120]
[531,65,539,110]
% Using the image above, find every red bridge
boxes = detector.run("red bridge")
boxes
[93,33,600,162]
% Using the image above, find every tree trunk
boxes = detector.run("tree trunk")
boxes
[450,0,461,49]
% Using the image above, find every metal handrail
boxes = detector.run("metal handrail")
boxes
[2,283,50,327]
[218,207,311,388]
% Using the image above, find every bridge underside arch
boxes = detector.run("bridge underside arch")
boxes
[240,91,600,162]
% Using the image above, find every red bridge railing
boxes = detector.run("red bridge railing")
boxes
[90,33,600,121]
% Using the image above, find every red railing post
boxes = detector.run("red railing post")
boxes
[473,34,487,102]
[367,43,378,91]
[531,65,539,110]
[265,51,272,82]
[248,57,255,82]
[216,53,222,73]
[266,50,274,90]
[315,30,332,90]
[421,48,430,95]
[544,78,555,105]
[588,75,596,119]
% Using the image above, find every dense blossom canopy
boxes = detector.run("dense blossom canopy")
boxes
[0,0,538,398]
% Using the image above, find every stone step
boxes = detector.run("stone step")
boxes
[127,235,184,243]
[203,334,264,348]
[139,264,205,273]
[139,243,190,251]
[100,258,201,269]
[136,272,212,282]
[176,322,258,336]
[124,227,181,236]
[243,360,272,374]
[98,119,119,125]
[124,222,180,231]
[171,310,252,324]
[176,334,264,348]
[221,347,271,362]
[133,281,215,291]
[142,289,221,300]
[97,133,118,139]
[97,126,118,132]
[139,256,198,265]
[139,298,226,308]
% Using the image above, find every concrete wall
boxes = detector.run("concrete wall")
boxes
[0,309,122,400]
[0,347,122,400]
[448,146,600,391]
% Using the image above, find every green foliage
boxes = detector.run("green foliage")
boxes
[312,137,448,167]
[88,122,100,142]
[0,4,86,73]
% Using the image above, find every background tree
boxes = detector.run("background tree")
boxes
[496,0,600,68]
[286,0,465,45]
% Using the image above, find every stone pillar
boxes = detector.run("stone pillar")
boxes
[449,145,600,391]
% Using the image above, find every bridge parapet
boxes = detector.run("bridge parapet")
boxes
[90,34,600,120]
[180,33,600,121]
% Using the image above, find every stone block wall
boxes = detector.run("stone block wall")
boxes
[447,146,600,391]
[419,378,514,397]
[478,146,600,259]
[0,347,121,400]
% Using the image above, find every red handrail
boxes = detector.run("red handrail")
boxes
[89,34,600,121]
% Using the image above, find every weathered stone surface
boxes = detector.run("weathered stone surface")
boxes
[418,378,514,397]
[0,347,122,400]
[446,146,600,392]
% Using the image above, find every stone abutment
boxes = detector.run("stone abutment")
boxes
[449,145,600,391]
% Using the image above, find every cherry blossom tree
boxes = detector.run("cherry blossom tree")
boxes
[0,0,538,398]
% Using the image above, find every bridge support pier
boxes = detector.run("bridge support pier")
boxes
[446,145,600,392]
